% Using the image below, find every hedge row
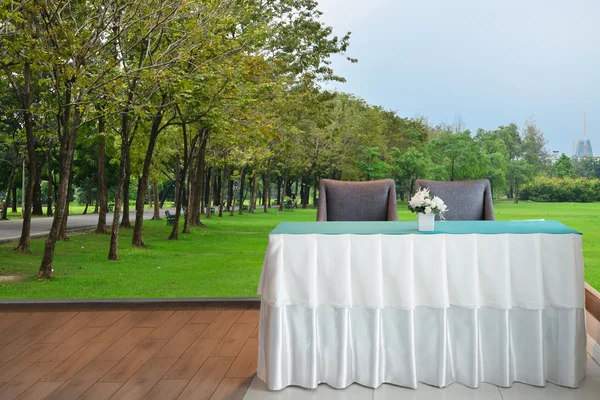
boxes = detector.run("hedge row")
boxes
[520,177,600,202]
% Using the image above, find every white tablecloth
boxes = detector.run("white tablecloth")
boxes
[257,222,587,390]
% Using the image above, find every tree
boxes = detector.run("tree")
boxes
[521,120,549,173]
[551,154,576,178]
[427,131,487,182]
[391,147,428,199]
[575,156,600,179]
[0,1,41,253]
[507,160,534,203]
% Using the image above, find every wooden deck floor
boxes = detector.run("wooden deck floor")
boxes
[0,302,259,400]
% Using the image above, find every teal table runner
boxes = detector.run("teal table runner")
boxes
[270,220,581,235]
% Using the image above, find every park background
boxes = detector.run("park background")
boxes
[1,0,599,299]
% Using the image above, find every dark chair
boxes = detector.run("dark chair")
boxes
[414,179,495,220]
[316,179,398,221]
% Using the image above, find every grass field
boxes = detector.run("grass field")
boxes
[0,201,598,299]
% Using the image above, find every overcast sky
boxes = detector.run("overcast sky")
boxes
[316,0,600,156]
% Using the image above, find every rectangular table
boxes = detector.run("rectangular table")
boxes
[257,221,587,390]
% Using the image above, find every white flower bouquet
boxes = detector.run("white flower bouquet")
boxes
[408,188,448,218]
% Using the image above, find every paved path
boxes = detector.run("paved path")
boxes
[0,210,162,243]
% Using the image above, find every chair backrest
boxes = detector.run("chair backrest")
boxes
[414,179,495,221]
[316,179,398,221]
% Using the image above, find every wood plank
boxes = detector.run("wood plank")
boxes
[87,310,129,327]
[211,324,256,357]
[210,377,252,400]
[91,311,152,343]
[236,310,259,325]
[39,312,103,344]
[176,357,234,400]
[164,338,220,379]
[153,323,208,358]
[586,283,600,322]
[100,339,167,382]
[41,341,111,382]
[146,310,198,340]
[0,312,30,334]
[14,381,62,400]
[94,327,154,362]
[45,361,117,400]
[136,311,174,328]
[0,361,60,400]
[225,338,258,378]
[250,325,258,339]
[188,309,221,324]
[0,343,57,383]
[77,382,122,400]
[39,326,106,363]
[0,312,54,345]
[109,357,178,400]
[0,312,78,363]
[142,379,188,400]
[200,310,243,339]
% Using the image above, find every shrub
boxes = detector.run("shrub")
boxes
[521,177,600,202]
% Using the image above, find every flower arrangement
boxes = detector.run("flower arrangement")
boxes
[408,188,448,218]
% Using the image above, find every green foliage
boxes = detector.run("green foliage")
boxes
[550,154,577,178]
[521,177,600,202]
[358,147,390,180]
[427,131,488,181]
[575,156,600,179]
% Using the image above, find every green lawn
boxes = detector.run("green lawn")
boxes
[0,201,599,299]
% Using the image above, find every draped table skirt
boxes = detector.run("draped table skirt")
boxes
[257,222,587,390]
[257,302,587,390]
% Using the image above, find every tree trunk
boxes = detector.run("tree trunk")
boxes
[173,112,192,238]
[15,62,36,254]
[238,167,246,215]
[205,169,214,219]
[276,175,281,206]
[12,186,17,212]
[1,159,17,220]
[83,184,92,214]
[57,166,73,241]
[294,178,298,198]
[248,174,256,213]
[302,175,309,209]
[312,173,318,207]
[132,98,166,247]
[32,172,43,215]
[120,150,132,228]
[219,168,228,217]
[226,176,233,212]
[46,150,54,217]
[263,173,269,212]
[279,170,288,211]
[95,128,108,234]
[214,170,221,208]
[268,173,272,209]
[108,104,132,260]
[38,93,82,279]
[187,129,208,228]
[152,180,160,220]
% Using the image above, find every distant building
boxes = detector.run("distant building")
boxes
[573,138,593,158]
